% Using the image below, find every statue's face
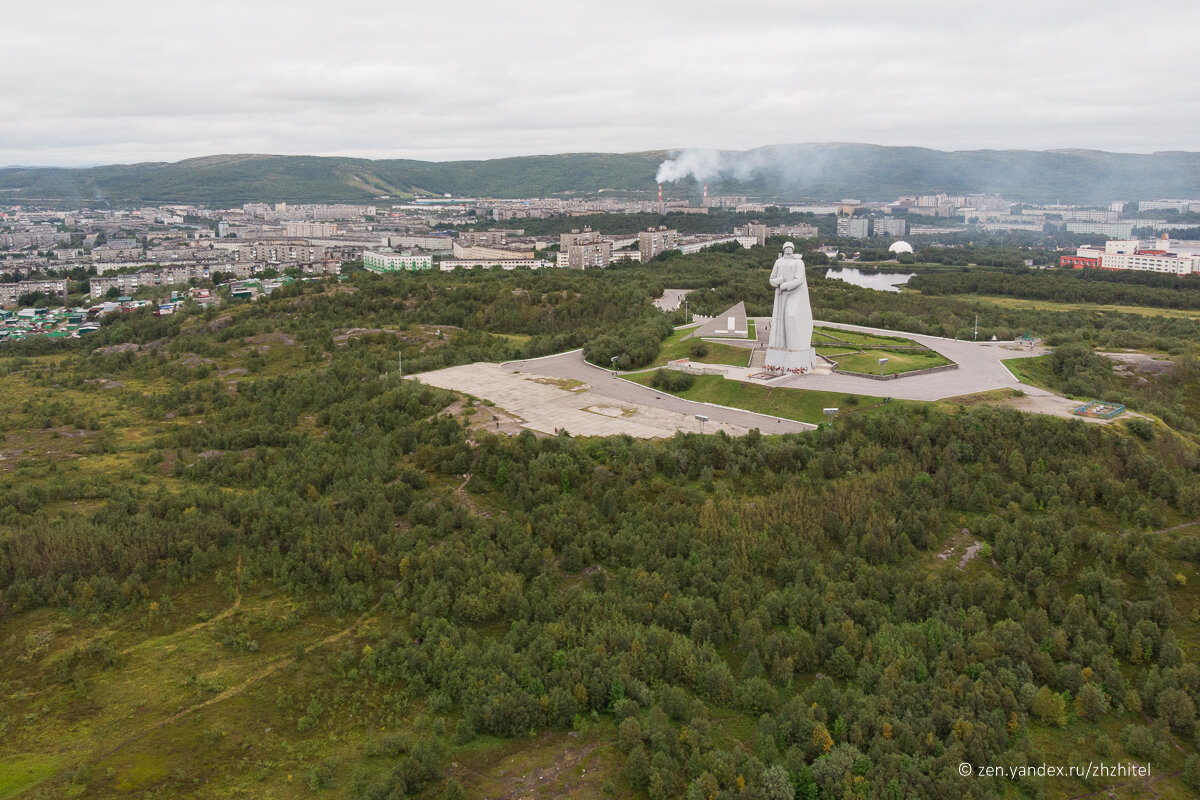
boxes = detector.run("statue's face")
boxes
[783,243,794,255]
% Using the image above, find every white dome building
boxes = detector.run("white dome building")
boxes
[888,240,914,255]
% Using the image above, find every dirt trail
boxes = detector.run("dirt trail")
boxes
[120,595,242,656]
[123,558,244,655]
[29,578,392,794]
[97,592,384,760]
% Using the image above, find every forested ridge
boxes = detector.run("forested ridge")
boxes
[2,254,1200,798]
[911,268,1200,311]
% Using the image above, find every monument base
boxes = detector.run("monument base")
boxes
[764,347,815,373]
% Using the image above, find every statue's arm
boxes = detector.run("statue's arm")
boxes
[781,277,805,291]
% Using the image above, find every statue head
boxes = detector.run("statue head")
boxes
[783,241,795,255]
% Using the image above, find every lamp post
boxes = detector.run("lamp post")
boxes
[878,357,888,376]
[695,414,708,434]
[610,355,618,379]
[398,350,402,378]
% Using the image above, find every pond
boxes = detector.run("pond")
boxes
[824,268,914,293]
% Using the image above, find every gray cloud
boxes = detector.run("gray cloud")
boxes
[1,0,1197,166]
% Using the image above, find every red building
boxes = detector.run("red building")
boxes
[1060,254,1101,269]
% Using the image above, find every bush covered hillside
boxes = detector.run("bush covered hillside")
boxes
[2,254,1200,798]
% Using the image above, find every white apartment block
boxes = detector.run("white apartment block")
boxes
[387,234,454,251]
[284,222,339,237]
[1065,222,1135,237]
[677,235,757,255]
[439,258,552,271]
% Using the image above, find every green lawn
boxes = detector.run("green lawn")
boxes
[627,372,902,424]
[650,327,752,368]
[827,347,952,375]
[1002,355,1055,390]
[812,326,915,347]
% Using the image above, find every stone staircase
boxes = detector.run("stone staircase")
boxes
[748,348,766,369]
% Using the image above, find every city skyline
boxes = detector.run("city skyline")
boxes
[3,0,1198,167]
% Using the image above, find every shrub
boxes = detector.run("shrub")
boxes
[650,369,695,392]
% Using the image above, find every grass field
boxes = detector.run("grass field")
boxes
[1002,354,1056,391]
[626,372,898,424]
[812,326,916,347]
[650,327,752,368]
[971,294,1200,320]
[824,347,952,375]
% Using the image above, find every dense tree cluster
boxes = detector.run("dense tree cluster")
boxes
[912,268,1200,310]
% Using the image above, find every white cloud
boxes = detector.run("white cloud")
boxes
[1,0,1197,165]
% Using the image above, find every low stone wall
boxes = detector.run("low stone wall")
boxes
[833,363,960,381]
[667,361,727,377]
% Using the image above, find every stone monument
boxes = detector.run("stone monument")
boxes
[764,242,815,372]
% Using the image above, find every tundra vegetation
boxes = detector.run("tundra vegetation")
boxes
[1,249,1199,799]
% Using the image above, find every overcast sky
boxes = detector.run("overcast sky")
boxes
[1,0,1196,167]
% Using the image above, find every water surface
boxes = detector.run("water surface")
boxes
[824,268,914,292]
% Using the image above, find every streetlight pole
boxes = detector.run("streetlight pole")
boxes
[398,350,402,378]
[610,355,618,379]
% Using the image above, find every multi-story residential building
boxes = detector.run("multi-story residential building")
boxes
[284,222,339,237]
[0,279,67,307]
[451,241,535,260]
[677,235,757,255]
[362,250,433,272]
[836,217,870,239]
[439,258,552,271]
[565,240,612,269]
[771,223,819,240]
[1064,222,1135,237]
[387,234,454,251]
[242,203,375,221]
[734,223,768,247]
[872,218,907,237]
[638,227,677,261]
[703,195,747,208]
[221,241,328,265]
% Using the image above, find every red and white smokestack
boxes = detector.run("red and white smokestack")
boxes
[703,183,708,203]
[658,183,664,213]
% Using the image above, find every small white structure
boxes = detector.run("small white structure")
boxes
[888,240,914,255]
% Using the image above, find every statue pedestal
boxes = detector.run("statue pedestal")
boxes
[764,347,815,372]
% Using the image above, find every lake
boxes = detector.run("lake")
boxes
[824,268,914,293]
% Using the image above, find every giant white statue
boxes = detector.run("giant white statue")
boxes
[764,241,815,371]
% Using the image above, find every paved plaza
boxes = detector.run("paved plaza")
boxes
[411,360,814,438]
[412,319,1110,437]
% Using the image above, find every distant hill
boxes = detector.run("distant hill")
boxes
[1,144,1197,206]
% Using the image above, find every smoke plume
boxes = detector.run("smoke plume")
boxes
[655,148,772,184]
